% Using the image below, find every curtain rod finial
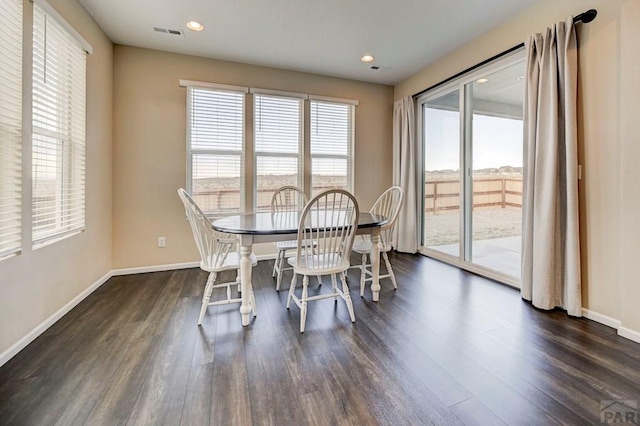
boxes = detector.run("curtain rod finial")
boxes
[579,9,597,23]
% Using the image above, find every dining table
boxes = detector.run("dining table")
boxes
[212,211,388,326]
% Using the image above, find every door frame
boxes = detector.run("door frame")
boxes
[415,49,526,288]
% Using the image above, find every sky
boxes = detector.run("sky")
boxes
[424,108,523,172]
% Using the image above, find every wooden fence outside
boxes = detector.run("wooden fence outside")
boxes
[192,178,523,214]
[425,177,522,214]
[194,185,344,213]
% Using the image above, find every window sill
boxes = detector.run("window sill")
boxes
[33,229,85,251]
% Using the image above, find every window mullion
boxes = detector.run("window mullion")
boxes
[245,92,254,214]
[303,98,311,197]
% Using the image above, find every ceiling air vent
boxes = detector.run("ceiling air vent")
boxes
[153,27,184,36]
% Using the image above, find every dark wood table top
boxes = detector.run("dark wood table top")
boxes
[212,212,387,235]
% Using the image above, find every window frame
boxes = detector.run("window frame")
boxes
[182,81,358,215]
[184,83,248,216]
[309,99,356,196]
[31,0,91,248]
[0,0,23,260]
[252,91,305,212]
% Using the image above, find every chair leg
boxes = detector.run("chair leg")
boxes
[198,272,217,325]
[331,274,338,301]
[340,273,356,323]
[383,252,398,289]
[300,275,309,333]
[272,250,280,278]
[287,272,297,309]
[236,269,241,293]
[276,251,285,291]
[250,284,258,317]
[360,253,368,297]
[310,233,322,286]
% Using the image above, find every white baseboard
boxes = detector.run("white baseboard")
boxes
[111,261,200,276]
[111,255,276,277]
[0,271,112,367]
[0,255,281,367]
[581,308,622,329]
[618,326,640,344]
[582,308,640,344]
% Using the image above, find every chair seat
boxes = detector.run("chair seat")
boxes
[201,251,257,273]
[275,240,298,250]
[275,239,318,251]
[351,236,392,254]
[288,253,349,275]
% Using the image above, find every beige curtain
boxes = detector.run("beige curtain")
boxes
[521,17,581,316]
[392,96,418,253]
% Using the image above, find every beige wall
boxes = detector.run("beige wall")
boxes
[0,0,113,356]
[112,46,394,268]
[395,0,639,334]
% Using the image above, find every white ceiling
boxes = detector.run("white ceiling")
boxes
[78,0,539,85]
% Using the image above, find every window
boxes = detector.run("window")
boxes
[310,100,355,195]
[254,93,303,212]
[184,82,357,214]
[186,86,245,214]
[32,3,87,245]
[0,0,22,259]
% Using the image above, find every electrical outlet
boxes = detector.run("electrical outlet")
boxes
[158,237,166,248]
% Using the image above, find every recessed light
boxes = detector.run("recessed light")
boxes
[517,76,525,80]
[476,78,489,84]
[361,54,375,63]
[186,21,204,31]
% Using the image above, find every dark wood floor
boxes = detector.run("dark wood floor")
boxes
[1,253,639,425]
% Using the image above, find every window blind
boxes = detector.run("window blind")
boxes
[254,94,302,211]
[187,87,244,214]
[32,3,87,244]
[310,100,355,195]
[0,0,22,258]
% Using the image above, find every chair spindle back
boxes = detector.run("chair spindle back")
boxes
[178,188,234,270]
[370,186,404,250]
[297,189,359,272]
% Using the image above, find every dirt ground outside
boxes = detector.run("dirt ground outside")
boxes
[424,206,522,247]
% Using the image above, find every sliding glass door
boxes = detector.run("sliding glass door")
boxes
[419,51,525,286]
[423,89,461,256]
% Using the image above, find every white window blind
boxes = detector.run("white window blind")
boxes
[0,0,23,259]
[187,87,245,214]
[32,4,87,245]
[310,100,355,195]
[254,94,302,211]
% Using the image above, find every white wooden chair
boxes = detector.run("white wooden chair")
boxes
[286,189,359,333]
[271,186,308,291]
[178,188,257,325]
[351,186,404,297]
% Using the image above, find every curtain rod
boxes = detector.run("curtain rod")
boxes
[412,9,597,99]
